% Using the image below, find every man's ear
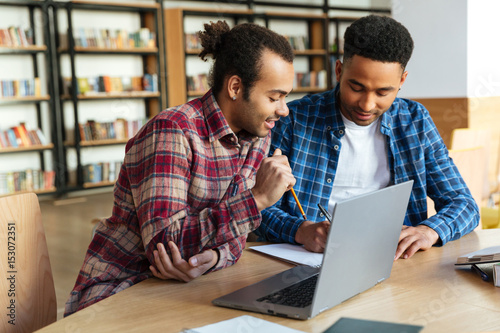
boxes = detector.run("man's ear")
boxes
[226,75,242,100]
[335,59,343,82]
[400,70,408,87]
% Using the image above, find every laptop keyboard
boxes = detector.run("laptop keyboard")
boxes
[256,274,318,308]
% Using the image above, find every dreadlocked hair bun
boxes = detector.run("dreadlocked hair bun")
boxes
[198,21,230,61]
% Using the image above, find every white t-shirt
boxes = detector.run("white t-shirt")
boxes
[327,114,391,214]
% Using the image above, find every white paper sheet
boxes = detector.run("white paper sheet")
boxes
[250,243,323,267]
[460,246,500,258]
[184,315,305,333]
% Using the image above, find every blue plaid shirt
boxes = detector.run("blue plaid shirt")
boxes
[257,86,479,246]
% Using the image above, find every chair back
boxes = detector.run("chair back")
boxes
[0,193,56,333]
[427,147,485,229]
[449,147,486,213]
[450,128,492,200]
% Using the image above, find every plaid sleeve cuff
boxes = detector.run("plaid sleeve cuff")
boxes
[206,236,245,273]
[207,244,229,273]
[226,188,262,234]
[420,216,448,246]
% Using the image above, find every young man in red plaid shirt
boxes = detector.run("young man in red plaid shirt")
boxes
[65,21,296,316]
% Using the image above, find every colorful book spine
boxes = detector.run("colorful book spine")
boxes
[0,78,42,98]
[0,169,55,195]
[83,161,122,184]
[72,27,155,49]
[0,27,34,47]
[0,124,49,148]
[78,119,147,142]
[64,74,157,96]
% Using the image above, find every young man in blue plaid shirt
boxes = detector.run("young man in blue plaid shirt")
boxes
[256,15,479,260]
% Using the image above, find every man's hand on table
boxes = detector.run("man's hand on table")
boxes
[395,225,439,260]
[150,241,218,282]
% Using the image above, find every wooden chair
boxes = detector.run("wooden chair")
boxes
[450,128,492,201]
[0,193,56,333]
[427,146,486,229]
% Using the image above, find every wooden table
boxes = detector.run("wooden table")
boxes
[37,229,500,332]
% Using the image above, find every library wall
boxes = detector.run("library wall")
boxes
[164,0,381,106]
[58,10,155,187]
[0,0,391,195]
[1,1,163,195]
[0,6,52,174]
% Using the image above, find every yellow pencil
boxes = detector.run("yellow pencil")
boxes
[290,188,307,220]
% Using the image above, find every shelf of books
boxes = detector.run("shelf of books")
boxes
[0,95,50,105]
[0,122,53,150]
[293,70,328,93]
[82,160,122,188]
[62,118,146,148]
[0,45,47,54]
[53,0,164,191]
[58,25,158,54]
[61,74,159,100]
[165,8,254,107]
[262,12,329,95]
[0,2,60,196]
[72,47,158,54]
[169,8,331,102]
[0,169,56,198]
[0,77,43,99]
[79,139,129,147]
[165,3,389,105]
[0,24,37,47]
[0,144,54,154]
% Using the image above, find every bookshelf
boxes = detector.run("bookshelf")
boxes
[165,7,254,107]
[0,0,388,196]
[0,0,58,197]
[164,2,390,106]
[259,12,329,94]
[52,0,165,191]
[328,16,360,86]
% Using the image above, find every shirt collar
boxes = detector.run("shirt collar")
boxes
[202,90,235,143]
[380,102,397,134]
[329,85,346,133]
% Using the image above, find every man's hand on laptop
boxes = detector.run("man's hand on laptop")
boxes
[394,225,439,260]
[295,220,330,253]
[150,241,218,282]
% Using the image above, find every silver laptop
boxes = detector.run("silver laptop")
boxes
[212,180,413,320]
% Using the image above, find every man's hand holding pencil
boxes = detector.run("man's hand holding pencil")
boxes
[252,149,296,211]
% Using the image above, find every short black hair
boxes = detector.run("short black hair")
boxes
[198,21,294,100]
[343,15,414,70]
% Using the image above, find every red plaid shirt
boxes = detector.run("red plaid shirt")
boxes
[65,91,270,316]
